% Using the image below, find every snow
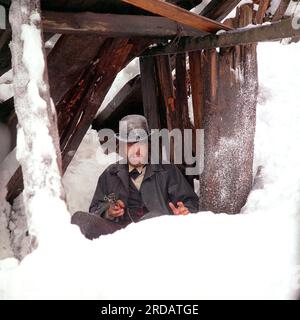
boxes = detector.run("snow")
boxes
[62,130,118,213]
[0,70,13,102]
[97,58,140,115]
[1,41,300,299]
[10,7,70,245]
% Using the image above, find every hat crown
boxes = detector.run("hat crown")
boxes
[118,114,150,143]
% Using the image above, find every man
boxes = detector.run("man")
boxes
[72,115,199,239]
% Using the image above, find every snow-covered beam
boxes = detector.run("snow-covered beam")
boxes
[9,0,67,229]
[142,17,300,56]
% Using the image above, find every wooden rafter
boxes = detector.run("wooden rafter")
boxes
[142,17,300,56]
[121,0,232,33]
[41,11,206,38]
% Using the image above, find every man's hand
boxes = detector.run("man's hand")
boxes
[169,201,190,215]
[107,199,125,218]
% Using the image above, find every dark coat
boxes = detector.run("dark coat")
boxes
[89,163,199,220]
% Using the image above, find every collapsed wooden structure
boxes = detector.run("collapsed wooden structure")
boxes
[0,0,298,214]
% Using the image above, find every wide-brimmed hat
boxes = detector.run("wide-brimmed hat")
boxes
[115,114,151,143]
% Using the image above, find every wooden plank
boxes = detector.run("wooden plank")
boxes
[175,52,191,130]
[188,50,203,129]
[142,17,300,56]
[140,57,161,129]
[255,0,271,24]
[41,11,206,38]
[122,0,232,33]
[272,0,291,22]
[200,0,243,21]
[155,55,176,130]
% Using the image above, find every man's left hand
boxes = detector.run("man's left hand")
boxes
[169,201,190,215]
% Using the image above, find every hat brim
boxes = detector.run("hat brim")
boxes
[115,132,152,143]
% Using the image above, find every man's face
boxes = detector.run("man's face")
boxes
[125,141,148,167]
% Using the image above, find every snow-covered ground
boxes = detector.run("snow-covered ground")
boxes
[0,41,300,299]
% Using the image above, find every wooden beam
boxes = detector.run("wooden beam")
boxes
[189,50,204,129]
[142,17,299,56]
[47,34,106,105]
[155,55,176,130]
[41,11,206,38]
[122,0,232,33]
[140,57,161,129]
[175,52,191,130]
[200,0,243,21]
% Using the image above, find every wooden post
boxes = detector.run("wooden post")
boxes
[140,56,161,129]
[155,55,176,131]
[200,3,258,213]
[9,0,66,219]
[175,52,191,130]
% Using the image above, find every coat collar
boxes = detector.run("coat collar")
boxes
[108,163,164,187]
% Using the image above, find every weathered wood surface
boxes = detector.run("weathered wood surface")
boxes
[41,11,206,38]
[175,52,191,131]
[142,17,300,56]
[200,3,258,213]
[140,57,161,130]
[47,34,106,105]
[188,50,204,130]
[122,0,232,33]
[155,55,176,131]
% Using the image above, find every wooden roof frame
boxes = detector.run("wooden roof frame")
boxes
[121,0,232,33]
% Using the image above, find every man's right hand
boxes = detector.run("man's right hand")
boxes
[107,199,125,218]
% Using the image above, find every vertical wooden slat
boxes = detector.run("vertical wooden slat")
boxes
[155,55,175,131]
[200,3,258,213]
[175,52,190,130]
[188,50,203,130]
[140,56,161,129]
